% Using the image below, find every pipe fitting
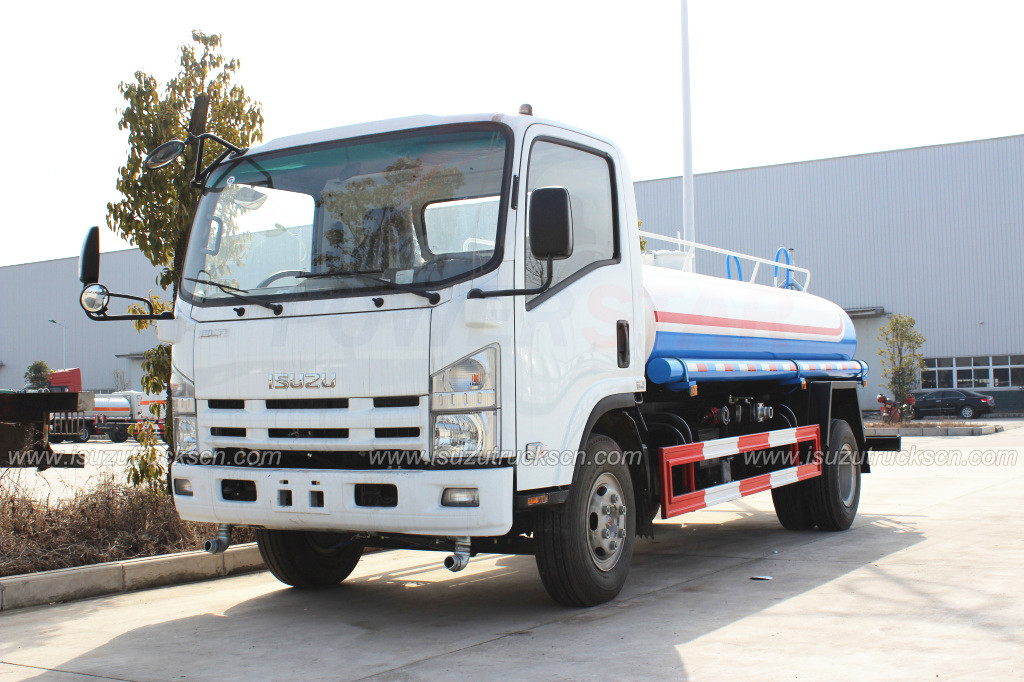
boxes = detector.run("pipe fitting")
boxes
[444,537,471,572]
[204,523,232,555]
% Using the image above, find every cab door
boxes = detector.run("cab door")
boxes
[513,125,639,491]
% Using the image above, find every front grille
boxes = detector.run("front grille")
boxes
[211,427,246,437]
[209,400,244,410]
[265,398,350,410]
[268,428,349,439]
[198,395,427,462]
[375,427,420,438]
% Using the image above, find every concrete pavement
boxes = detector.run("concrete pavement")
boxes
[1,427,1022,680]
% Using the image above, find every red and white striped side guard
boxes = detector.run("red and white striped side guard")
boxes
[660,425,822,518]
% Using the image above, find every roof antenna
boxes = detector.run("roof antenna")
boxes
[518,103,534,116]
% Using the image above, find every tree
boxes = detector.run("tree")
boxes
[24,360,53,390]
[877,314,926,404]
[106,30,263,488]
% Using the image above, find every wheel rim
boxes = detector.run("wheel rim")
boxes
[587,472,627,571]
[836,442,858,508]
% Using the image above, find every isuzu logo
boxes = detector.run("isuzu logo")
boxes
[268,372,337,389]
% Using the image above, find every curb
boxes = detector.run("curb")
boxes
[0,543,265,612]
[865,425,1004,437]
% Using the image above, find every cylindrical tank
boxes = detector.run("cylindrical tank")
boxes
[641,265,856,365]
[86,394,132,420]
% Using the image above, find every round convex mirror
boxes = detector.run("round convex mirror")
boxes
[144,140,187,170]
[80,284,110,313]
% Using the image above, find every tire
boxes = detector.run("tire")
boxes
[960,405,975,419]
[255,529,364,588]
[772,481,815,530]
[108,428,129,444]
[534,435,636,607]
[807,419,861,531]
[72,422,93,444]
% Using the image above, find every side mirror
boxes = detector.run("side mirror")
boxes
[529,187,573,260]
[75,225,172,323]
[79,226,100,285]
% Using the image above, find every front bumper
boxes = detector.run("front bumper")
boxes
[171,463,514,537]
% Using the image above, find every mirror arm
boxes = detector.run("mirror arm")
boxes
[468,256,553,299]
[186,133,248,189]
[81,291,174,322]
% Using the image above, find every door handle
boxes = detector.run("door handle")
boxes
[616,320,630,368]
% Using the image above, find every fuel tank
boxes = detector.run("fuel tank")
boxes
[640,265,858,385]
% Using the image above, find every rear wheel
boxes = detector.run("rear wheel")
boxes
[256,530,364,588]
[534,435,636,607]
[960,405,976,419]
[72,422,93,444]
[772,480,815,530]
[807,419,861,531]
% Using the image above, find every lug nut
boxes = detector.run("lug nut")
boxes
[610,494,619,504]
[609,540,618,550]
[619,505,628,515]
[601,505,611,514]
[601,529,610,539]
[618,528,627,538]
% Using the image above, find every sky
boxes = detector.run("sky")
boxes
[3,0,1024,267]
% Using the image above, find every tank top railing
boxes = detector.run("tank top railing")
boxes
[639,231,811,292]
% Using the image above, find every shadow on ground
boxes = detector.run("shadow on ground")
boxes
[11,511,925,680]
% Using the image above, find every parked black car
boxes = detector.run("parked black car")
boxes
[910,389,995,419]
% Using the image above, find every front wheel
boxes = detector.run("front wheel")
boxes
[807,419,861,531]
[255,530,364,588]
[534,435,636,607]
[108,428,129,443]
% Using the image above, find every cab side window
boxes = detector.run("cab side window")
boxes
[525,141,618,291]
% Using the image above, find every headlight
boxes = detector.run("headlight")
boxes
[169,366,196,416]
[430,346,499,463]
[431,411,498,464]
[175,416,198,455]
[431,346,497,410]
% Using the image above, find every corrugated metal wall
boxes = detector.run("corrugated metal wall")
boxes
[636,135,1024,359]
[0,250,163,391]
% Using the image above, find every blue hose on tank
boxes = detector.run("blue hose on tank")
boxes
[774,247,792,289]
[725,254,743,281]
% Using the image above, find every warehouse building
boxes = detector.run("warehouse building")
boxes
[0,250,162,393]
[637,134,1024,410]
[2,134,1022,410]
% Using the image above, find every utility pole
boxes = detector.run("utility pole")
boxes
[680,0,695,246]
[48,319,66,369]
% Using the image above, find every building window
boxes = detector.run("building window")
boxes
[922,354,1024,389]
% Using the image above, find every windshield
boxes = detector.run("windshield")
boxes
[180,125,509,305]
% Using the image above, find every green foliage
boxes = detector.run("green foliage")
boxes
[877,314,926,403]
[127,420,167,493]
[23,360,53,389]
[106,30,263,491]
[106,30,264,290]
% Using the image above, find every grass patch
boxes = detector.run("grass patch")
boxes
[0,474,254,578]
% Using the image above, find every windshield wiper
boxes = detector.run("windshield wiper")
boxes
[183,277,283,315]
[297,271,440,305]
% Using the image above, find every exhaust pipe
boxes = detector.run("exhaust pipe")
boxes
[444,537,471,572]
[204,524,232,554]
